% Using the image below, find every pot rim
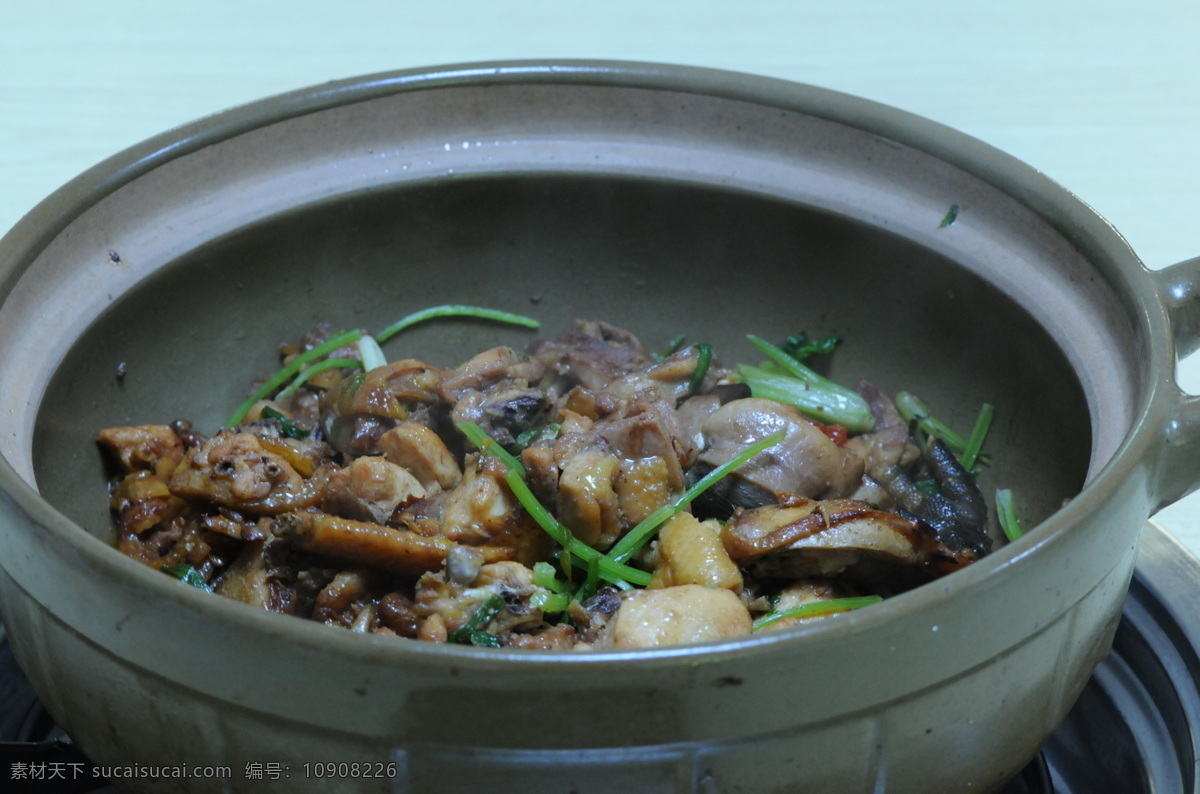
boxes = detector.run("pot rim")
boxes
[0,58,1176,667]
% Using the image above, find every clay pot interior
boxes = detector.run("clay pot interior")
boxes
[32,172,1091,545]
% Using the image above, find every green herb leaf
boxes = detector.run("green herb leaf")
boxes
[939,204,960,228]
[752,595,882,631]
[161,563,213,592]
[780,332,842,361]
[448,593,507,647]
[259,406,312,439]
[377,304,539,344]
[510,422,561,453]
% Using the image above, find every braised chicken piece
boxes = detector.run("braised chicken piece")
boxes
[99,315,1003,650]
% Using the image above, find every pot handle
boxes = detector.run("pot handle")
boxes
[1154,255,1200,511]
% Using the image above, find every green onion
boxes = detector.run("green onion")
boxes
[915,479,940,496]
[688,343,713,394]
[736,362,874,433]
[377,304,540,344]
[744,337,872,432]
[456,421,526,477]
[510,422,561,453]
[457,421,650,587]
[740,334,873,431]
[227,329,363,426]
[530,590,571,614]
[274,357,363,401]
[574,556,602,603]
[161,563,213,592]
[653,334,687,361]
[605,430,786,565]
[940,204,960,228]
[259,406,312,439]
[532,561,569,594]
[356,335,388,371]
[752,595,882,631]
[996,488,1024,541]
[895,392,992,466]
[448,594,507,647]
[960,403,995,471]
[503,469,650,588]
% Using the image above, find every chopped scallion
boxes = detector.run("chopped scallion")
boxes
[227,329,363,427]
[448,594,507,647]
[654,334,686,361]
[530,590,571,614]
[605,430,786,565]
[274,357,363,401]
[356,335,388,371]
[895,392,992,466]
[960,403,995,471]
[532,561,569,594]
[456,421,526,477]
[377,304,539,344]
[688,343,713,394]
[752,595,882,631]
[259,406,311,439]
[996,488,1024,541]
[161,563,213,592]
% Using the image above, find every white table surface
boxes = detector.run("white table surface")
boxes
[3,0,1200,557]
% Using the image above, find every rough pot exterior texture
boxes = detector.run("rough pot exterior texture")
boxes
[1,62,1199,793]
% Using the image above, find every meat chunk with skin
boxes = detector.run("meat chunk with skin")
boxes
[604,345,731,405]
[319,359,445,457]
[97,424,184,476]
[593,394,690,491]
[438,346,547,403]
[168,430,322,515]
[699,398,865,500]
[843,380,921,487]
[273,509,515,576]
[528,320,656,392]
[440,346,552,446]
[377,422,462,492]
[721,498,932,585]
[322,456,427,524]
[555,447,622,550]
[648,513,743,592]
[395,455,554,566]
[600,585,752,649]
